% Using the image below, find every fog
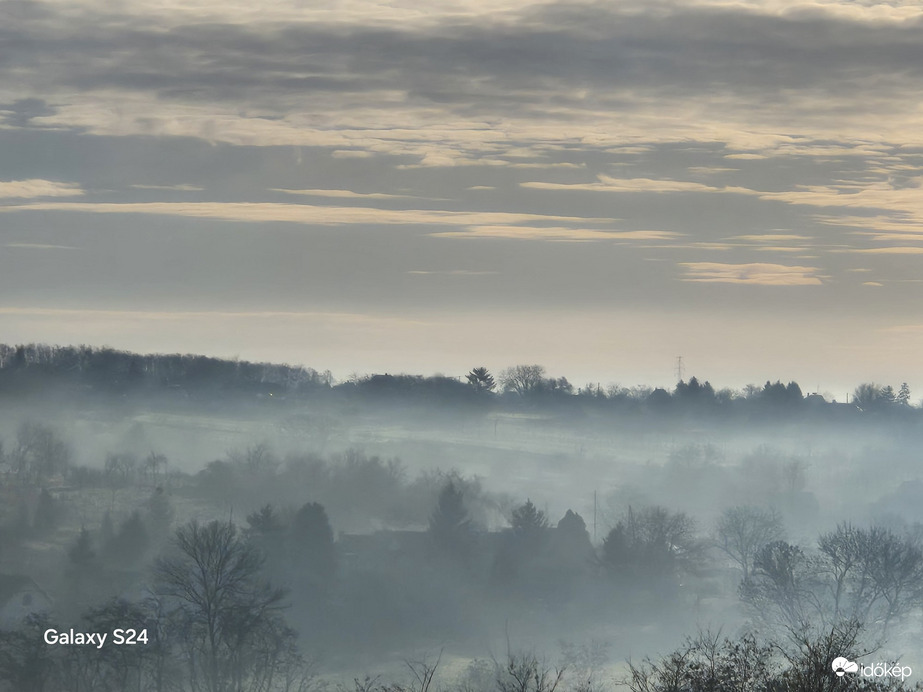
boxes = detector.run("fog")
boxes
[1,346,923,690]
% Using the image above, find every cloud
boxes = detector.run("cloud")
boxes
[731,234,812,242]
[406,269,499,275]
[130,184,204,191]
[817,214,923,234]
[863,281,884,287]
[687,166,739,174]
[8,0,923,165]
[271,188,413,199]
[679,261,824,285]
[0,201,613,228]
[431,226,681,241]
[760,180,923,211]
[521,175,759,195]
[845,246,923,254]
[507,162,584,169]
[0,179,83,198]
[330,149,375,158]
[4,243,79,250]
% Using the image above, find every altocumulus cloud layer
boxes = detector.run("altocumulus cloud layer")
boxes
[1,0,923,390]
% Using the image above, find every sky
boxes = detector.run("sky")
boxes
[2,0,923,397]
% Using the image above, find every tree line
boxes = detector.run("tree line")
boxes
[0,344,916,420]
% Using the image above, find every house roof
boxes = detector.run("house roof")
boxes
[0,574,50,605]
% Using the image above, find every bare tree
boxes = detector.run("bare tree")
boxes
[0,613,60,691]
[9,421,70,484]
[817,524,923,638]
[602,506,704,585]
[715,506,786,581]
[740,541,818,636]
[144,451,168,484]
[499,365,546,397]
[154,520,289,692]
[625,630,776,692]
[496,650,564,692]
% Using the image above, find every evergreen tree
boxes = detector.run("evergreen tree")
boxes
[429,480,473,558]
[105,511,150,563]
[68,526,96,566]
[32,489,57,532]
[246,504,288,574]
[466,367,496,393]
[510,498,550,561]
[511,498,548,540]
[100,510,115,545]
[146,486,174,539]
[549,509,594,576]
[289,502,336,585]
[247,504,285,535]
[881,384,897,404]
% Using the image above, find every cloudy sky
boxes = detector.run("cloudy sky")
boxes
[2,0,923,395]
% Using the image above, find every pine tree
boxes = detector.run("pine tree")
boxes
[511,499,548,537]
[146,486,174,539]
[290,502,335,585]
[429,480,473,558]
[100,510,115,545]
[32,489,57,533]
[105,511,150,563]
[68,527,96,566]
[466,367,496,393]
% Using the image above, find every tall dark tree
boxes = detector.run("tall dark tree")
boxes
[100,510,115,546]
[0,613,60,691]
[554,510,592,554]
[146,486,174,540]
[428,480,473,559]
[466,367,496,393]
[154,520,290,692]
[10,422,70,484]
[511,498,548,545]
[547,510,595,592]
[853,382,883,411]
[68,526,96,566]
[715,506,786,581]
[740,540,813,634]
[32,488,58,533]
[246,504,288,575]
[290,502,336,586]
[602,506,701,586]
[492,499,550,590]
[880,385,897,404]
[499,365,546,396]
[105,510,150,564]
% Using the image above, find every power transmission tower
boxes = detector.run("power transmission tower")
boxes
[675,356,685,383]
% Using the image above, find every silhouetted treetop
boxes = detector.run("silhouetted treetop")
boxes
[0,343,917,423]
[466,366,496,393]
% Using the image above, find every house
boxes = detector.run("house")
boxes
[0,574,53,628]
